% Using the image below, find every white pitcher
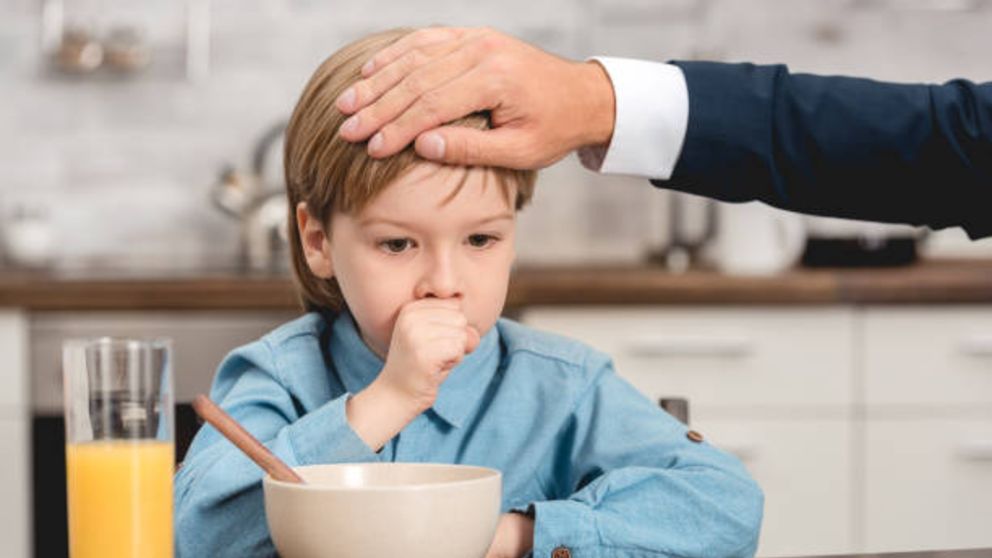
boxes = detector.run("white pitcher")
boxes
[712,201,806,276]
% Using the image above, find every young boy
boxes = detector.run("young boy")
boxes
[175,28,763,558]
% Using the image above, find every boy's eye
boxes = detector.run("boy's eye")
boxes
[467,234,498,248]
[379,238,414,253]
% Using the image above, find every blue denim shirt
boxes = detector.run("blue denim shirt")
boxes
[175,311,763,557]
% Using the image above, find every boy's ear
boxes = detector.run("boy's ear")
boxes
[296,202,334,279]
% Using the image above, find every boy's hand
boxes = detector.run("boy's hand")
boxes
[377,298,481,415]
[347,298,480,451]
[484,513,535,558]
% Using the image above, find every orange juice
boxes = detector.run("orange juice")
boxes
[66,440,174,558]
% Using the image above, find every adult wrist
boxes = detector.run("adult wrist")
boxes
[575,60,616,148]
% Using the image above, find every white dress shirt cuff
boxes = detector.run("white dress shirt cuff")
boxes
[577,57,689,180]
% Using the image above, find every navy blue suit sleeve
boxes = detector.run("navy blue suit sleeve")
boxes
[655,61,992,238]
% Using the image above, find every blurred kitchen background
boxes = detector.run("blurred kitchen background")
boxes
[2,0,991,557]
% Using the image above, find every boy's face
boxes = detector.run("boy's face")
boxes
[299,162,518,357]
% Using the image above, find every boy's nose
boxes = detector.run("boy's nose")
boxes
[414,253,463,300]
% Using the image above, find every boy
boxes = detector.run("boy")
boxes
[175,28,763,558]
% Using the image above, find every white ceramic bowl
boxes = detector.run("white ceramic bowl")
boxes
[263,462,502,558]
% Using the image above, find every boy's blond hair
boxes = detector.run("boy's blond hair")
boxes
[284,28,536,313]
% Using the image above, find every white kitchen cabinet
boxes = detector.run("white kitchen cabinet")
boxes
[696,417,854,558]
[0,310,30,558]
[521,307,855,412]
[863,417,992,552]
[862,307,992,552]
[864,308,992,408]
[0,310,28,410]
[0,417,29,558]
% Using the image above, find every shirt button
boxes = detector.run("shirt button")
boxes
[686,430,705,443]
[552,546,572,558]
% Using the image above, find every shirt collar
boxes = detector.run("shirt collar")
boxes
[327,311,501,429]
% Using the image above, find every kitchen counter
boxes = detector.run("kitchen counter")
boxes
[2,259,992,311]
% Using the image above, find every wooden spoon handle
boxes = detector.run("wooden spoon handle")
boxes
[192,394,304,484]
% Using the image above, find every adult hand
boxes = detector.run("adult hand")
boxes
[335,27,616,169]
[484,513,535,558]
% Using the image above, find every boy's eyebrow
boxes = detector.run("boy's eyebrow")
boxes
[358,213,515,228]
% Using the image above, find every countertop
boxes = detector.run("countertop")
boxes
[2,259,992,311]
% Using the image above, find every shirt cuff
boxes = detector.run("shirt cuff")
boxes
[577,57,689,180]
[284,394,381,465]
[531,499,597,558]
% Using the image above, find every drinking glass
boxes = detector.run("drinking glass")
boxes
[63,337,174,558]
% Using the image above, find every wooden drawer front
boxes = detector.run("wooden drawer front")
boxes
[521,307,853,409]
[864,418,992,553]
[864,308,992,407]
[696,417,854,558]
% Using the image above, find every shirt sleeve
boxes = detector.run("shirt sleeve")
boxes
[576,57,689,180]
[529,356,764,558]
[174,340,380,557]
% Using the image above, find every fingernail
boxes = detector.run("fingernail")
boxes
[336,88,356,112]
[421,132,445,160]
[361,59,375,76]
[340,115,359,136]
[369,132,384,154]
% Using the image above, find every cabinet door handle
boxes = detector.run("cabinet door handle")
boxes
[958,335,992,356]
[956,441,992,461]
[624,336,754,358]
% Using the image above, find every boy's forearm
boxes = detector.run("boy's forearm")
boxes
[345,379,422,451]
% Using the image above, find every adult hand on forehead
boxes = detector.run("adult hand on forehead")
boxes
[335,27,616,169]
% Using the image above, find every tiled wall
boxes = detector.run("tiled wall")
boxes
[1,0,989,271]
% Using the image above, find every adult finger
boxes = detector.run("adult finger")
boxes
[415,125,541,169]
[336,39,463,116]
[361,27,468,78]
[339,41,486,146]
[360,46,496,154]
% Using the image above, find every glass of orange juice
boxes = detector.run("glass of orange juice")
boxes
[62,338,174,558]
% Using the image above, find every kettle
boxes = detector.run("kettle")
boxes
[212,121,290,273]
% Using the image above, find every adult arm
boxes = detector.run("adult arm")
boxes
[657,61,992,238]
